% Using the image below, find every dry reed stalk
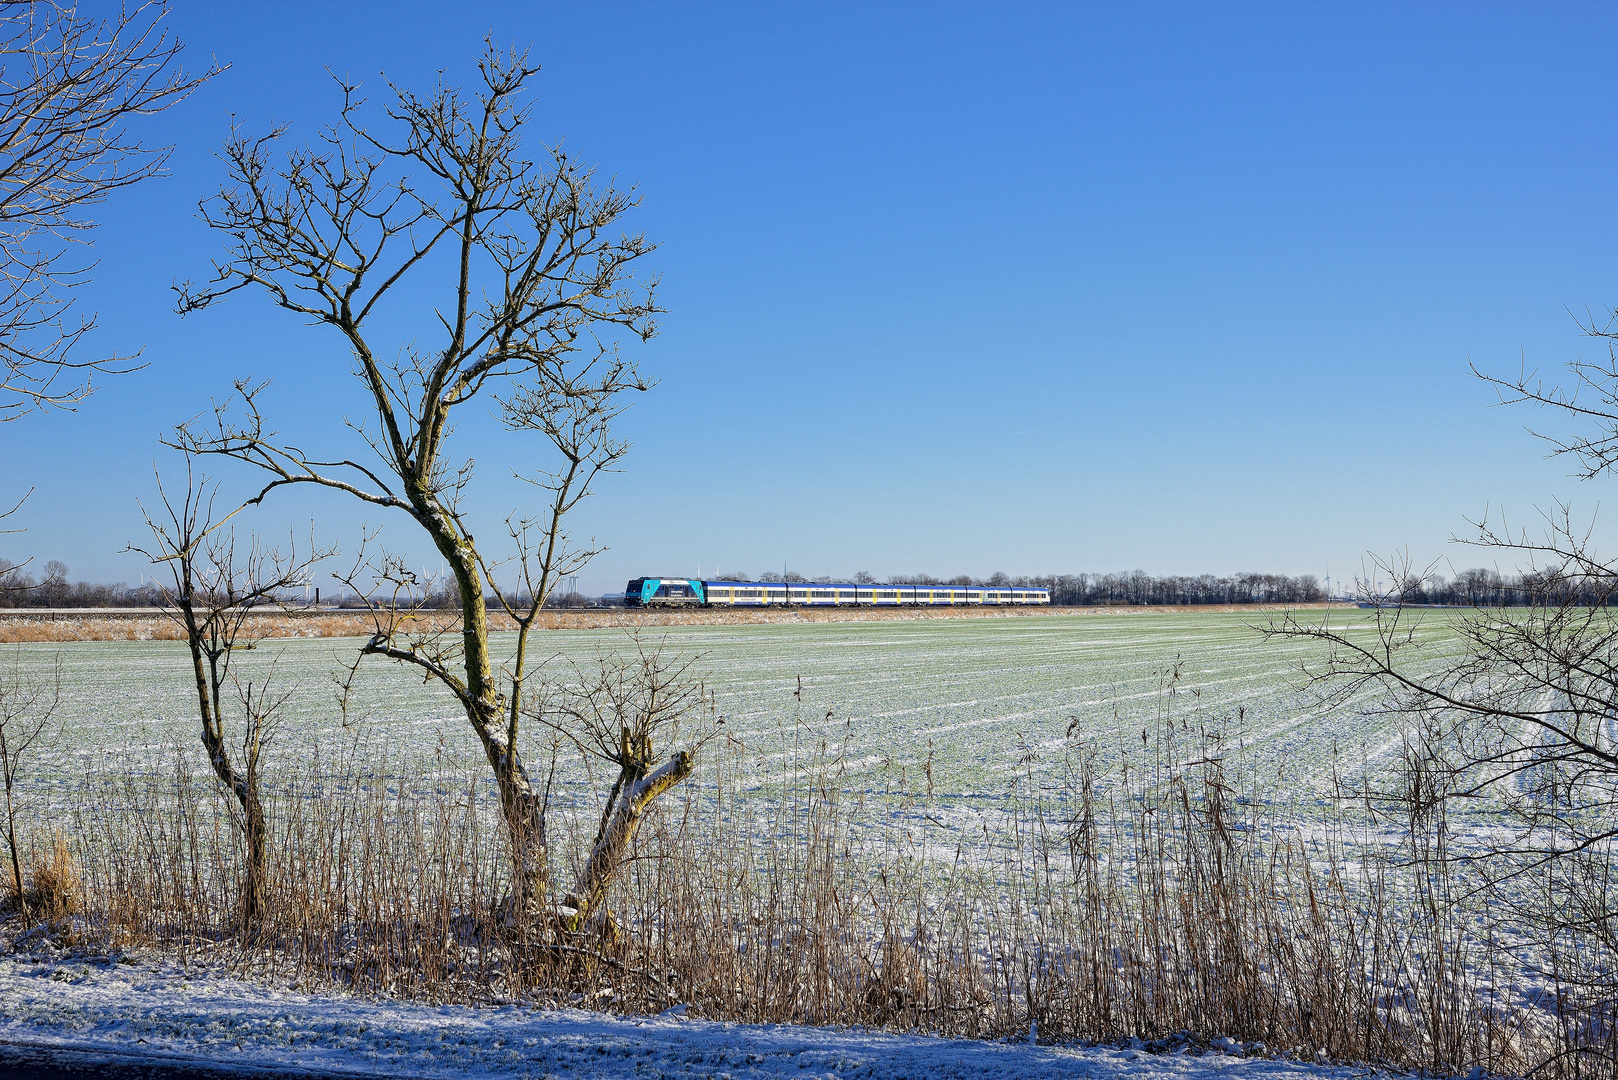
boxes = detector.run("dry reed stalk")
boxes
[26,829,80,917]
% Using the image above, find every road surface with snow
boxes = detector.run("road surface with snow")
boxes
[0,947,1415,1080]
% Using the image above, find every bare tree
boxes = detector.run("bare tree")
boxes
[0,648,55,914]
[129,463,329,927]
[172,43,689,934]
[0,551,29,597]
[37,556,62,603]
[1266,309,1618,1006]
[0,0,214,420]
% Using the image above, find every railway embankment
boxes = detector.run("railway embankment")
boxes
[0,601,1353,643]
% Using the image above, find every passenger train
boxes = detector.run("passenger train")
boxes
[625,577,1052,608]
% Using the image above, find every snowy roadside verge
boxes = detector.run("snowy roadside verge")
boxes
[0,950,1411,1080]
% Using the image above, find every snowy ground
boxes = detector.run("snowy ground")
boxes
[0,945,1415,1080]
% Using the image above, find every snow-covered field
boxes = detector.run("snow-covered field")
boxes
[5,609,1479,895]
[0,611,1511,1077]
[0,940,1411,1080]
[13,608,1459,803]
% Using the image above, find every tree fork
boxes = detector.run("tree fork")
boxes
[566,748,695,937]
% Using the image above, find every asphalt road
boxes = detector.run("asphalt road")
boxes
[0,1043,353,1080]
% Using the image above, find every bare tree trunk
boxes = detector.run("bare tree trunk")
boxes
[568,749,693,937]
[188,623,266,927]
[1,730,25,915]
[419,509,554,917]
[242,787,266,925]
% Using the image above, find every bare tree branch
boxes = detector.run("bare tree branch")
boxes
[1267,329,1618,983]
[0,0,217,420]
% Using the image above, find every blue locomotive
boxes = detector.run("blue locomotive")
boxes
[624,577,1051,608]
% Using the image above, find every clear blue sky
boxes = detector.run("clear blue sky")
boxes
[7,1,1618,595]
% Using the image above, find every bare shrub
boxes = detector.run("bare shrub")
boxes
[129,461,331,930]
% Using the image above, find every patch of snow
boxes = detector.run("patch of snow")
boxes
[0,948,1416,1079]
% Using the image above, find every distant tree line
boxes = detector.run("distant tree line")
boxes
[2,559,1598,609]
[719,568,1608,607]
[0,559,164,607]
[1026,571,1327,606]
[1386,567,1616,607]
[716,569,1332,604]
[0,558,327,609]
[0,558,600,610]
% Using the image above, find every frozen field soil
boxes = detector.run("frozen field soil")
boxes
[15,609,1463,799]
[0,612,1522,1077]
[6,609,1491,892]
[0,941,1409,1080]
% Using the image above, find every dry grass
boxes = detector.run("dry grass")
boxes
[26,829,80,917]
[0,602,1352,644]
[0,611,463,644]
[0,715,1580,1078]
